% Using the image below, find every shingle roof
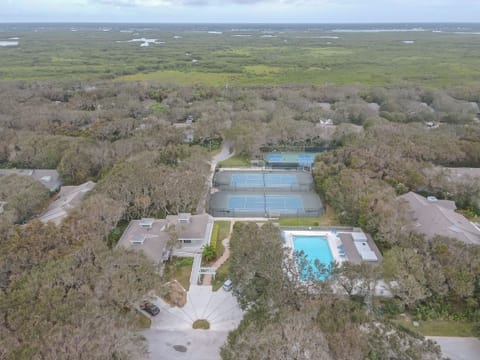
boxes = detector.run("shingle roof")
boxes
[0,169,61,191]
[398,192,480,245]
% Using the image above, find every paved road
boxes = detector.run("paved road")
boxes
[212,141,233,164]
[144,329,229,360]
[428,337,480,360]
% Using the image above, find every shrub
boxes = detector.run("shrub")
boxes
[192,319,210,330]
[202,244,216,262]
[210,223,220,252]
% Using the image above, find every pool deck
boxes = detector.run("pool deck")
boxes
[283,229,382,266]
[338,232,382,265]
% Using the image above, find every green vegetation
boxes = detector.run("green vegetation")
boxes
[202,244,217,262]
[210,223,220,254]
[163,257,193,291]
[222,222,442,359]
[279,217,321,226]
[212,259,230,292]
[214,221,230,256]
[202,221,230,264]
[107,220,129,248]
[394,319,475,337]
[2,23,480,358]
[2,25,480,87]
[217,155,251,168]
[192,319,210,330]
[132,311,153,330]
[279,206,338,226]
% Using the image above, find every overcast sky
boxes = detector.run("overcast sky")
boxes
[2,0,480,23]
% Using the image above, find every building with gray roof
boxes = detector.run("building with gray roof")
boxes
[117,214,214,263]
[398,192,480,245]
[0,169,61,192]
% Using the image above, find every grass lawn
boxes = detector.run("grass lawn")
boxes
[213,220,231,258]
[202,221,231,266]
[163,257,193,291]
[457,210,480,222]
[394,318,476,337]
[279,205,338,226]
[216,221,231,242]
[133,312,152,330]
[217,155,251,168]
[212,258,231,292]
[123,307,152,330]
[107,220,129,248]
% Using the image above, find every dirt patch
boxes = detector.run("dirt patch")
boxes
[162,280,187,307]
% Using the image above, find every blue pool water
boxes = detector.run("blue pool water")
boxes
[293,236,334,279]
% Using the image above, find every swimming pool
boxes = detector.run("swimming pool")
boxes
[293,235,334,279]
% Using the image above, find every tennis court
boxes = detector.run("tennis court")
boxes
[264,152,316,168]
[231,173,298,188]
[209,191,323,218]
[214,170,313,191]
[227,194,304,214]
[266,195,304,212]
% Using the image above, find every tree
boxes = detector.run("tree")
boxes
[229,222,286,310]
[202,244,216,261]
[382,247,430,306]
[0,175,50,224]
[335,262,379,299]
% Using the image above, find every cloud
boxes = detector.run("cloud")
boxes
[91,0,305,7]
[92,0,171,6]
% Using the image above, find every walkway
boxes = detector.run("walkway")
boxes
[196,141,234,214]
[202,221,234,286]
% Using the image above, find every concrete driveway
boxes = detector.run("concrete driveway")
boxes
[144,285,243,360]
[428,337,480,360]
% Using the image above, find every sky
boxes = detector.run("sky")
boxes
[2,0,480,23]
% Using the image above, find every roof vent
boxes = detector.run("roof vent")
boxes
[427,196,438,202]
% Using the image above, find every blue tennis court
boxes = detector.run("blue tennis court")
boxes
[231,173,298,188]
[228,194,265,210]
[231,173,264,187]
[266,195,303,212]
[227,194,304,213]
[264,173,297,187]
[264,152,316,167]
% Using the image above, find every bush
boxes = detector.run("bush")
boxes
[176,257,193,269]
[192,319,210,330]
[473,322,480,337]
[379,299,405,317]
[210,223,220,252]
[202,244,216,262]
